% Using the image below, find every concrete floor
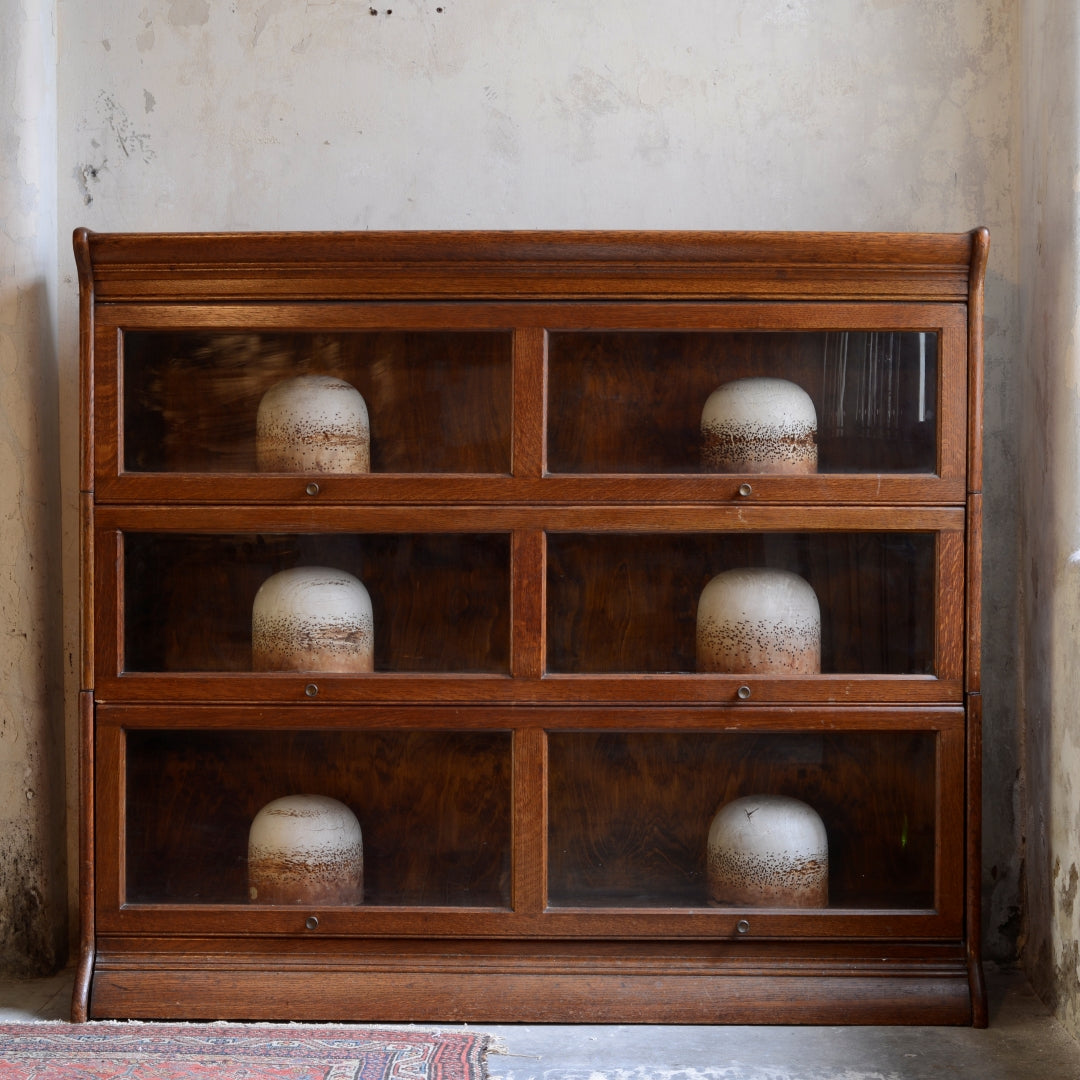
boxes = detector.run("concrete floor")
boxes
[0,964,1077,1079]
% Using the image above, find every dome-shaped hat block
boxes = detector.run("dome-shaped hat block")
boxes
[248,794,364,905]
[707,794,828,907]
[701,377,817,474]
[252,565,374,672]
[696,567,821,674]
[256,374,370,473]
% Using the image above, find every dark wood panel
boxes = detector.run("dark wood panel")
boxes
[78,227,979,303]
[87,964,974,1024]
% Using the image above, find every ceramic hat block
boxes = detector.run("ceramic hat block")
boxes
[248,794,364,905]
[701,377,817,474]
[256,374,370,473]
[252,566,374,673]
[707,794,828,907]
[696,567,821,674]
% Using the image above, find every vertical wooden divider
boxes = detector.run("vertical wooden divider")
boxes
[966,494,982,694]
[934,530,965,682]
[511,327,548,915]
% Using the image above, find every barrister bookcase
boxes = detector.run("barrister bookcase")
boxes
[74,227,988,1024]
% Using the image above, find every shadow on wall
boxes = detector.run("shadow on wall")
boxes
[1020,0,1080,1038]
[0,278,68,976]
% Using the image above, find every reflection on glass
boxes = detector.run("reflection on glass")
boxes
[123,532,511,674]
[546,532,935,675]
[547,731,935,909]
[547,330,938,473]
[125,729,512,906]
[122,331,513,474]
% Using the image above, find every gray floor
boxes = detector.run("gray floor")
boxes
[0,964,1077,1079]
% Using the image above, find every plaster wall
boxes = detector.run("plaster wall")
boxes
[3,0,1026,986]
[0,0,67,974]
[1019,0,1080,1039]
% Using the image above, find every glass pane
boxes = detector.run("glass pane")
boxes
[548,731,936,909]
[546,532,934,675]
[123,533,510,673]
[125,729,512,906]
[122,330,513,473]
[547,331,938,474]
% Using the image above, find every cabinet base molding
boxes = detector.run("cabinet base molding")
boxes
[87,945,976,1025]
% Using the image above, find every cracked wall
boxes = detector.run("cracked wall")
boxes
[28,0,1025,987]
[0,0,67,975]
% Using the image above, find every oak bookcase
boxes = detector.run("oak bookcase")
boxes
[74,228,988,1024]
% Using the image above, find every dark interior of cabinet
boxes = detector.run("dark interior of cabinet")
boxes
[546,532,935,674]
[546,331,938,474]
[122,532,510,673]
[122,330,512,473]
[124,729,512,906]
[547,730,936,909]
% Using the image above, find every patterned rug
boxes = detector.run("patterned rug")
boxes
[0,1022,489,1079]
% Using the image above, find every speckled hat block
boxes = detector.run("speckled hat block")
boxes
[252,565,374,673]
[707,794,828,907]
[256,374,370,473]
[701,377,817,474]
[696,567,821,674]
[248,794,363,905]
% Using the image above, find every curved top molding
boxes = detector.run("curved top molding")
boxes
[73,227,987,304]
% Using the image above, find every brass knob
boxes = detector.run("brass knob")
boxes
[737,685,751,700]
[305,683,319,698]
[736,919,750,935]
[305,916,319,931]
[305,481,320,496]
[738,482,752,497]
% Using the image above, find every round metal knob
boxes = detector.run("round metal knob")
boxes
[736,919,750,935]
[305,916,319,931]
[305,481,320,496]
[738,482,752,497]
[737,685,751,700]
[304,683,319,698]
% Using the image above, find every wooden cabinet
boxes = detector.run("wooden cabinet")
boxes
[74,228,988,1025]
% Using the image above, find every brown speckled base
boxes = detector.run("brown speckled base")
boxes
[701,420,817,474]
[248,852,364,905]
[707,850,828,908]
[696,617,820,674]
[252,616,375,673]
[256,431,370,474]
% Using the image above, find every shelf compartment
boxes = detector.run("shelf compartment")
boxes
[546,531,937,676]
[547,729,947,913]
[119,728,512,908]
[547,330,939,475]
[119,329,512,475]
[119,531,510,675]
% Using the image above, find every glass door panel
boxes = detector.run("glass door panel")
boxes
[122,532,511,674]
[124,729,512,907]
[122,330,513,474]
[547,730,937,910]
[547,331,938,474]
[546,532,935,675]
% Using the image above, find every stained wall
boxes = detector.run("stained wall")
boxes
[0,0,67,974]
[4,0,1031,1009]
[1018,0,1080,1038]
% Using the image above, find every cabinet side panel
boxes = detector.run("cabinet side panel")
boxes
[966,227,989,494]
[71,690,95,1022]
[967,493,983,695]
